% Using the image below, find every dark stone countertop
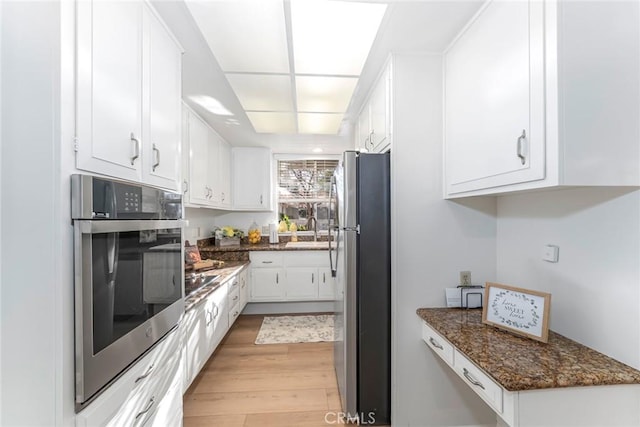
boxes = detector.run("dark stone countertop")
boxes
[184,261,249,311]
[199,241,331,252]
[417,307,640,392]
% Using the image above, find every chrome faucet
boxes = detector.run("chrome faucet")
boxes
[308,217,318,241]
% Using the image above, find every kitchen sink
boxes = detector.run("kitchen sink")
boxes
[285,241,336,249]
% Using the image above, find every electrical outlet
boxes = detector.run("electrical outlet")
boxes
[460,271,472,286]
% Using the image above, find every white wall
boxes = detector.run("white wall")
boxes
[1,2,69,425]
[391,53,497,426]
[496,188,640,369]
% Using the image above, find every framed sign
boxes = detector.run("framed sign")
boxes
[482,282,551,343]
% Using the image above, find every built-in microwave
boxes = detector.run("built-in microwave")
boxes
[71,175,186,410]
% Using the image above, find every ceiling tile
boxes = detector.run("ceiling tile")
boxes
[298,113,344,135]
[186,0,289,73]
[247,112,297,134]
[291,0,387,75]
[296,76,358,113]
[227,74,293,111]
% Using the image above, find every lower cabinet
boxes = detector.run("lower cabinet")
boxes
[250,251,336,302]
[182,265,249,393]
[75,326,182,427]
[183,282,228,391]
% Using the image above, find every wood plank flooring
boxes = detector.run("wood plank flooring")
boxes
[183,314,342,427]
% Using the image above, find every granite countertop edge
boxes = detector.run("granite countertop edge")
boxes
[199,242,330,252]
[417,307,640,392]
[184,261,249,311]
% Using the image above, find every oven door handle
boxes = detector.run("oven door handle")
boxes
[76,219,189,234]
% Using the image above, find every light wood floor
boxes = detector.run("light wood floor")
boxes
[183,314,342,427]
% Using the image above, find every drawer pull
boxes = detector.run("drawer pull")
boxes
[134,364,154,383]
[262,261,273,264]
[232,295,239,301]
[232,281,238,287]
[463,368,485,390]
[135,396,155,421]
[429,337,444,350]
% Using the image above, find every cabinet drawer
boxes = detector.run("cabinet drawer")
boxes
[453,350,503,413]
[422,322,454,366]
[227,283,240,306]
[228,302,241,325]
[284,251,328,267]
[250,252,284,267]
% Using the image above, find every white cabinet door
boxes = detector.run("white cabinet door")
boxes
[369,64,390,152]
[209,282,229,350]
[218,139,231,208]
[232,147,272,210]
[251,268,284,301]
[239,269,249,310]
[144,8,181,190]
[285,268,319,300]
[317,267,336,300]
[76,0,143,182]
[187,112,211,204]
[207,130,221,205]
[445,0,545,195]
[357,106,371,151]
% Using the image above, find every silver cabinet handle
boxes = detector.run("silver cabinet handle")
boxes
[135,396,155,421]
[231,280,238,287]
[232,295,238,301]
[368,131,375,150]
[183,180,188,195]
[213,304,219,319]
[517,129,526,165]
[130,133,140,165]
[463,368,485,390]
[323,273,326,283]
[429,337,444,350]
[134,364,154,383]
[221,192,225,202]
[312,273,314,283]
[276,273,279,284]
[262,261,273,264]
[152,144,160,171]
[260,194,263,205]
[205,309,213,326]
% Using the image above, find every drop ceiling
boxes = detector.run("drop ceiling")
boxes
[151,0,484,154]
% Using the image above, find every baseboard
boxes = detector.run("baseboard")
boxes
[242,301,335,315]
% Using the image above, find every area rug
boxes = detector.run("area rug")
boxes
[255,314,336,344]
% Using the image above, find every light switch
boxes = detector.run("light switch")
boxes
[543,245,559,263]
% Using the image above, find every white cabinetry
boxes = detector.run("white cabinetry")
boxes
[444,0,640,197]
[421,321,640,427]
[218,139,232,208]
[356,60,391,153]
[183,282,228,390]
[250,251,335,302]
[75,327,182,427]
[232,147,273,211]
[183,105,233,209]
[76,1,181,190]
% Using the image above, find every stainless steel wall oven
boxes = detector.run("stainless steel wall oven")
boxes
[71,175,186,410]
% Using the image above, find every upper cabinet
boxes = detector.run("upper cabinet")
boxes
[444,0,640,198]
[356,60,392,153]
[232,147,273,211]
[183,105,233,210]
[76,1,182,191]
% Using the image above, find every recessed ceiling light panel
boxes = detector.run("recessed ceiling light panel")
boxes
[296,76,358,113]
[298,113,343,135]
[247,112,297,134]
[291,0,387,75]
[186,0,290,73]
[227,74,294,111]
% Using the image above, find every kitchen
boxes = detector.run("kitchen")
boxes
[2,0,640,426]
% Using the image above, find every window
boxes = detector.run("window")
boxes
[277,159,339,232]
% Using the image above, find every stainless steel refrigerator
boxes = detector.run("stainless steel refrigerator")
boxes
[329,151,391,425]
